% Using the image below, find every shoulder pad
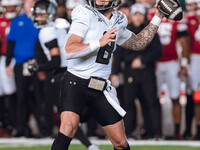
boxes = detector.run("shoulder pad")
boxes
[39,26,57,42]
[72,5,90,17]
[71,4,92,25]
[55,18,70,29]
[118,11,126,21]
[114,10,128,27]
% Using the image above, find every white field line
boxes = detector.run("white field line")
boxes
[0,138,200,147]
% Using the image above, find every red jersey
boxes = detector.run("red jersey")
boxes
[0,16,11,55]
[187,14,200,54]
[148,10,188,61]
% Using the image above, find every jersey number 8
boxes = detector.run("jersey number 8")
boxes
[96,31,115,65]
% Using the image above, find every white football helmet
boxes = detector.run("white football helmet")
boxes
[88,0,121,10]
[1,0,23,19]
[185,0,197,13]
[32,0,57,28]
[1,0,23,6]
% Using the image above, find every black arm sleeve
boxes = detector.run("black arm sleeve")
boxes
[6,40,15,66]
[35,39,48,64]
[38,55,61,72]
[141,34,162,65]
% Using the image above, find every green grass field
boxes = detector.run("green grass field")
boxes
[1,145,200,150]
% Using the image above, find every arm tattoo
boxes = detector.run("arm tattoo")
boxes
[121,23,159,51]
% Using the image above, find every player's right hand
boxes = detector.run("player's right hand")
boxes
[99,27,118,47]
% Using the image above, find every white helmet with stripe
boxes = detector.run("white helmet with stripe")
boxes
[1,0,23,6]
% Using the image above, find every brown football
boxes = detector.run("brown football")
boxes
[157,0,183,20]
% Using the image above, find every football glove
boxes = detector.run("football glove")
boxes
[28,63,39,74]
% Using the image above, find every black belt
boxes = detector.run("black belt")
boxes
[66,71,107,91]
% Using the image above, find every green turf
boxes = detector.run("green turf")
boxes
[1,145,200,150]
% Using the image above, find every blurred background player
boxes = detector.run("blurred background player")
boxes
[137,0,190,140]
[0,0,22,137]
[185,0,200,140]
[181,0,197,140]
[152,5,190,140]
[5,0,40,137]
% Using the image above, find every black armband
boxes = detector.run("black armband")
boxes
[6,40,15,66]
[38,55,61,72]
[45,39,58,50]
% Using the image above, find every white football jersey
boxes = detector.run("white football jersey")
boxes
[38,20,70,68]
[67,4,132,79]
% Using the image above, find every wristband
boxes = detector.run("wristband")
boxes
[150,15,162,26]
[89,41,100,52]
[181,57,188,67]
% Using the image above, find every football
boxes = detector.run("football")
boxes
[157,0,183,21]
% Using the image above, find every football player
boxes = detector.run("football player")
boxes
[5,0,40,137]
[148,3,190,140]
[50,0,164,150]
[0,0,22,137]
[29,0,100,149]
[186,0,200,140]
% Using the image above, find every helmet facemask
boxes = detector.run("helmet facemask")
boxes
[88,0,121,11]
